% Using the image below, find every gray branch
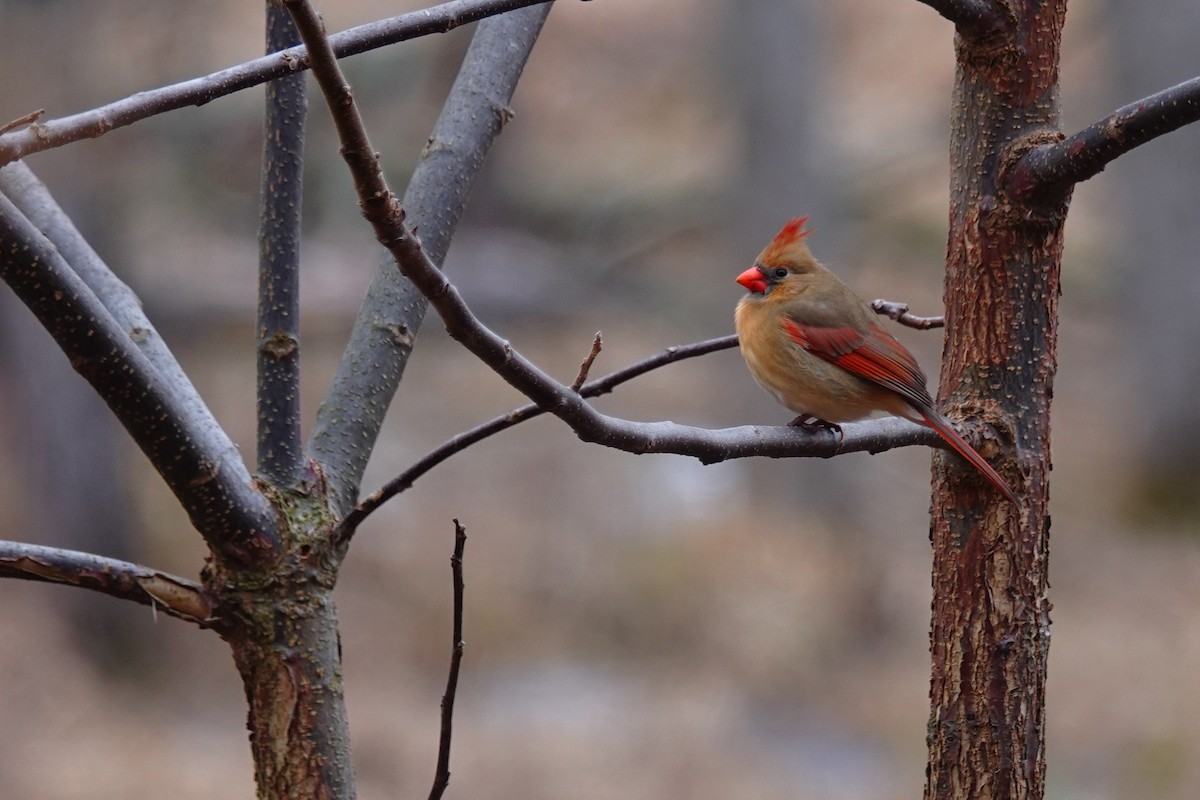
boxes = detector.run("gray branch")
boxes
[0,0,553,166]
[305,4,553,514]
[0,193,279,565]
[257,0,308,487]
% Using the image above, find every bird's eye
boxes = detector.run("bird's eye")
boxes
[772,267,789,280]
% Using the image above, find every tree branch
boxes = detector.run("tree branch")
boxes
[428,519,467,800]
[337,334,737,539]
[0,162,233,441]
[0,194,280,566]
[334,332,946,542]
[0,0,553,166]
[1003,75,1200,205]
[0,540,215,626]
[914,0,1010,39]
[305,3,553,514]
[257,0,308,487]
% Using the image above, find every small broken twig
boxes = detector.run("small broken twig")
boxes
[571,332,603,392]
[871,299,945,330]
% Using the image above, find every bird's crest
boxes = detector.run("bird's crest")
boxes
[757,216,815,267]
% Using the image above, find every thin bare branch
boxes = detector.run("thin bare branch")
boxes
[344,293,949,536]
[0,193,279,566]
[915,0,1010,38]
[428,519,467,800]
[257,0,308,486]
[1004,75,1200,206]
[871,299,945,329]
[306,4,553,515]
[338,400,936,544]
[338,300,934,539]
[0,540,215,626]
[0,0,553,166]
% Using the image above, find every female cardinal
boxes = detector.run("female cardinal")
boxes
[734,217,1018,506]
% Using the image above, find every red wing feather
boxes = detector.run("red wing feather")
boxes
[782,318,932,407]
[781,316,1019,506]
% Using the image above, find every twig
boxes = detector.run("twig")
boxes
[428,519,467,800]
[571,332,603,391]
[256,0,308,487]
[1003,75,1200,206]
[305,3,553,516]
[0,0,553,166]
[336,334,741,541]
[914,0,1009,38]
[871,299,945,329]
[0,109,44,136]
[0,193,279,566]
[0,540,215,626]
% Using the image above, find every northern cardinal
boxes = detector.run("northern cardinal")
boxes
[734,217,1018,506]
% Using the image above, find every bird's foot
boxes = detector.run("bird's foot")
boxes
[788,415,843,442]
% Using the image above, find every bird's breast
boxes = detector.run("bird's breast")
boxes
[735,296,898,422]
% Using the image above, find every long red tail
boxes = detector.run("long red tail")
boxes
[918,409,1019,506]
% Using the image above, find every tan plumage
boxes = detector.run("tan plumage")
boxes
[734,217,1018,506]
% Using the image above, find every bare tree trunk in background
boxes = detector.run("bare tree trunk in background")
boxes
[1106,0,1200,522]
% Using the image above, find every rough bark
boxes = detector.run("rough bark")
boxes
[208,498,353,799]
[925,3,1065,799]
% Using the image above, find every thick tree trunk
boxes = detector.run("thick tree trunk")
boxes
[209,490,354,800]
[925,4,1066,799]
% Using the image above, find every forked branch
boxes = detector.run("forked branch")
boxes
[341,298,950,539]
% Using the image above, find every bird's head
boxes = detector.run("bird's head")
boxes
[735,216,822,296]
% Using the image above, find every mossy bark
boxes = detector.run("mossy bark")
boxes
[209,484,354,800]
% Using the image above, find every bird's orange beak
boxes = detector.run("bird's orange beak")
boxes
[736,266,768,294]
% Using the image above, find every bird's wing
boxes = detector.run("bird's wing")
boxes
[780,305,934,409]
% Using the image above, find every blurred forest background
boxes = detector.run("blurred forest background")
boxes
[2,0,1199,798]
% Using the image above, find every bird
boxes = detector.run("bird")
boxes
[733,216,1018,506]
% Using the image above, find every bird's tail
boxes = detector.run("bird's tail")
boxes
[917,409,1019,507]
